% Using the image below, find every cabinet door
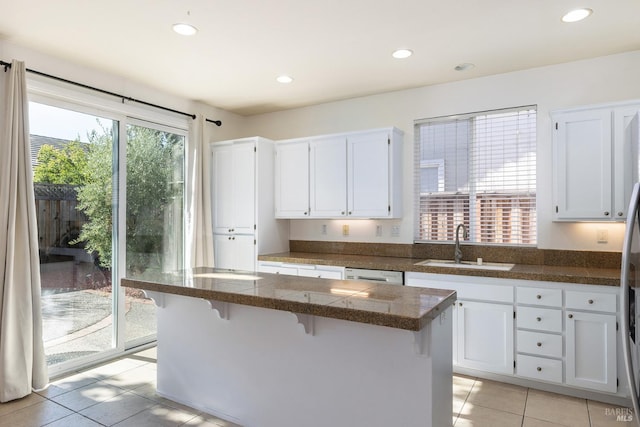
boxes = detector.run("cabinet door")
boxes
[347,130,390,217]
[309,136,347,217]
[233,234,256,271]
[211,143,235,234]
[553,110,612,220]
[456,300,514,374]
[232,142,256,234]
[613,106,640,219]
[214,234,255,271]
[275,141,310,218]
[213,234,236,270]
[211,141,255,234]
[565,311,617,393]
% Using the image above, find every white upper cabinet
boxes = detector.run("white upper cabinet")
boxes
[275,127,403,219]
[310,135,348,217]
[552,101,640,221]
[348,129,396,218]
[275,140,310,218]
[211,140,256,234]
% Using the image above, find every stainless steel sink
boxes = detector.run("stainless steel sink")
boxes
[414,259,515,271]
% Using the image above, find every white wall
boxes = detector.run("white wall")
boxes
[241,50,640,252]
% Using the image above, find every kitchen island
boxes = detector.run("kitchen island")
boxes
[123,267,456,427]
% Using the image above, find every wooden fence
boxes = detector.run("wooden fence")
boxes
[34,183,88,253]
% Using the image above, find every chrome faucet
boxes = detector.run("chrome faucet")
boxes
[454,223,468,264]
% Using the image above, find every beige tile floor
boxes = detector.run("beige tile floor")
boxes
[0,347,633,426]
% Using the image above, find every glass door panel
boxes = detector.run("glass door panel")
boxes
[29,102,117,371]
[124,122,185,345]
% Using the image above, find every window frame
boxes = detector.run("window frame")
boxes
[414,105,537,246]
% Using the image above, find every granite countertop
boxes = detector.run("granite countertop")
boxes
[257,252,621,287]
[122,267,456,331]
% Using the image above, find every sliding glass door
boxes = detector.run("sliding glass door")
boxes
[30,101,118,373]
[29,98,187,374]
[123,120,185,345]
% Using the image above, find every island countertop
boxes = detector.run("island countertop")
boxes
[122,267,456,331]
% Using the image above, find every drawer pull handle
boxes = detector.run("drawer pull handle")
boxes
[537,367,542,372]
[536,294,541,299]
[536,317,542,322]
[537,342,542,347]
[568,314,573,319]
[588,299,594,304]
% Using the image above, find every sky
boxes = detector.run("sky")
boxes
[29,102,110,143]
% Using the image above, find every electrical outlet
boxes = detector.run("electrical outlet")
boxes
[321,224,327,235]
[342,224,349,236]
[597,229,608,244]
[391,225,400,237]
[376,225,383,237]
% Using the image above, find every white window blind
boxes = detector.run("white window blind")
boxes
[415,106,537,245]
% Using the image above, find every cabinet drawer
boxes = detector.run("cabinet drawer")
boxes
[448,283,514,303]
[565,290,616,313]
[517,354,563,384]
[517,306,562,332]
[516,330,562,358]
[517,287,562,307]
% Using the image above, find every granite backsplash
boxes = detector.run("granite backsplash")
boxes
[288,240,622,270]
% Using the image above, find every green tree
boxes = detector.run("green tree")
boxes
[75,125,183,272]
[33,140,88,184]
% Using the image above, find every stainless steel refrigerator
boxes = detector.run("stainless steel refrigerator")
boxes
[621,182,640,426]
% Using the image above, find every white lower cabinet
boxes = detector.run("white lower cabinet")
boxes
[515,286,564,384]
[257,261,299,276]
[213,234,256,271]
[565,310,617,393]
[405,273,514,375]
[406,272,622,398]
[257,261,345,279]
[456,300,514,374]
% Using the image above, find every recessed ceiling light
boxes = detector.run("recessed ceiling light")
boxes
[392,49,413,59]
[173,23,198,36]
[561,8,593,23]
[276,75,294,84]
[454,63,475,72]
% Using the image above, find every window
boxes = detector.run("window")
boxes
[415,106,537,245]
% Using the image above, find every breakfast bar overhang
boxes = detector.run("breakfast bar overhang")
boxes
[123,268,456,427]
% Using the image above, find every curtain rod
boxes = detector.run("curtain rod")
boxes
[1,59,223,126]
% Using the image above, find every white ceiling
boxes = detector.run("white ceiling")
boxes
[1,0,639,116]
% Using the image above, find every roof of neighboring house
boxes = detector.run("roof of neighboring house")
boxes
[30,135,89,166]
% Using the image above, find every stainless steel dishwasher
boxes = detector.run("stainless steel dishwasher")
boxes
[344,268,404,285]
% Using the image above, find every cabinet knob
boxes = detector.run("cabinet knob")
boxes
[588,299,594,304]
[536,317,542,322]
[537,342,542,347]
[619,212,624,217]
[568,314,574,319]
[341,211,345,215]
[304,211,308,215]
[459,302,463,306]
[604,211,610,216]
[537,367,542,372]
[536,294,541,299]
[348,211,352,215]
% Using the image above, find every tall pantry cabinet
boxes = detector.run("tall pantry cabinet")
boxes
[210,137,288,271]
